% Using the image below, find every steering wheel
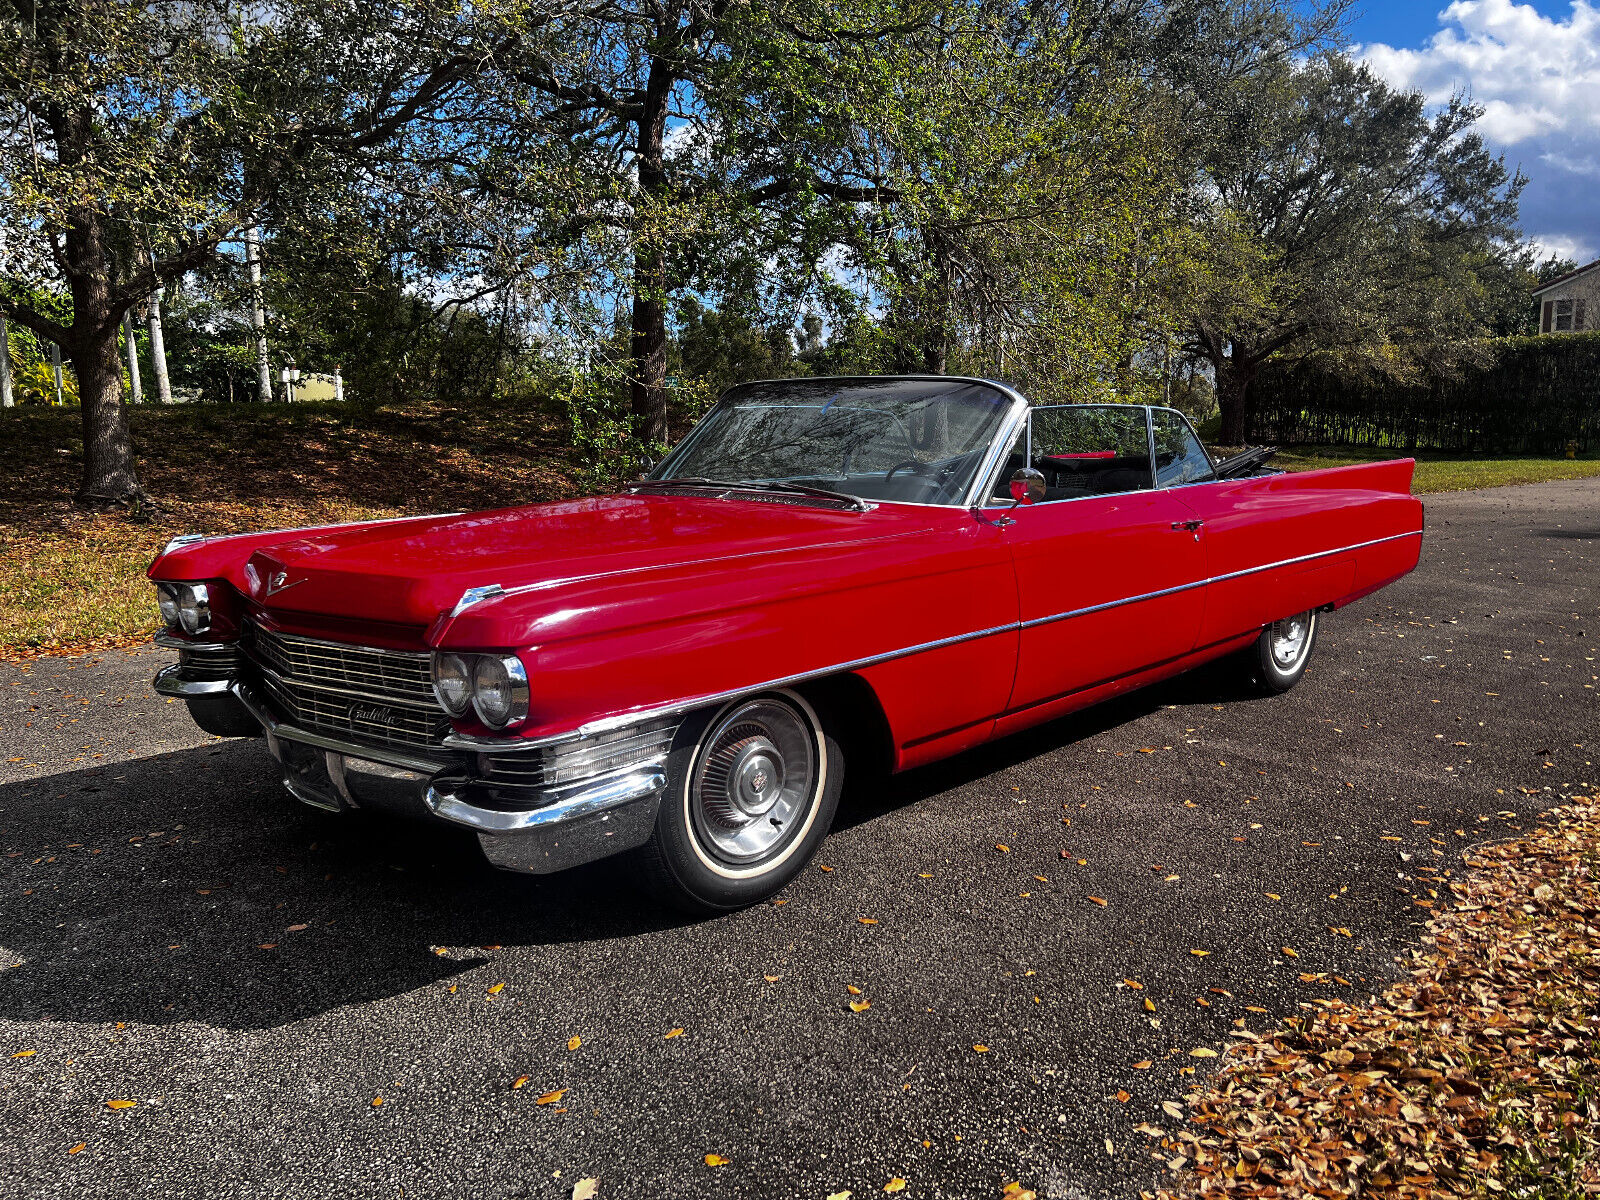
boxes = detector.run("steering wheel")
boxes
[884,459,929,481]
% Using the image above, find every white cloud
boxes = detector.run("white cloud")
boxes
[1355,1,1600,262]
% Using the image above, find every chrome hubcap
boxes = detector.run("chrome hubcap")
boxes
[1269,612,1312,669]
[692,699,816,864]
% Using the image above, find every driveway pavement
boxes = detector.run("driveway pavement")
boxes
[1,477,1596,1200]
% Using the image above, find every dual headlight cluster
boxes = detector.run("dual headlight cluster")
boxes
[155,582,211,635]
[431,652,529,730]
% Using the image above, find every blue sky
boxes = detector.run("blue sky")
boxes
[1337,1,1600,264]
[1344,0,1570,48]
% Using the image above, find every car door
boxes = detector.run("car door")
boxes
[1148,407,1360,647]
[992,405,1208,719]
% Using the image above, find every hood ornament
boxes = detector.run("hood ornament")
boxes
[265,570,306,597]
[450,584,505,618]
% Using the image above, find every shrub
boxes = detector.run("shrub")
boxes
[1251,333,1600,453]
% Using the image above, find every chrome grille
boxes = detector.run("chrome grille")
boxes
[244,621,448,750]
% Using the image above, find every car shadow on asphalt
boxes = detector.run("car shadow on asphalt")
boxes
[0,739,691,1030]
[0,661,1267,1031]
[835,655,1269,831]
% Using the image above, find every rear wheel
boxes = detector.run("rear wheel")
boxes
[1247,609,1319,694]
[636,689,844,914]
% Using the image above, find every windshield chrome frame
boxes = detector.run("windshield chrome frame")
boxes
[648,375,1032,510]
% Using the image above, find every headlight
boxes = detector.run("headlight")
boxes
[156,583,181,627]
[177,583,211,634]
[156,582,210,634]
[469,654,529,729]
[431,652,473,716]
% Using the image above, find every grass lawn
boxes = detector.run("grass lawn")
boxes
[4,402,1598,660]
[1270,444,1600,493]
[0,399,578,661]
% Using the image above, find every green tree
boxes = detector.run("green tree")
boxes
[1180,53,1525,443]
[0,0,523,504]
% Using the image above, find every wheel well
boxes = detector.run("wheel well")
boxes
[797,672,895,782]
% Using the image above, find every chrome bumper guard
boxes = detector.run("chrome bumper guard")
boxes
[152,647,670,874]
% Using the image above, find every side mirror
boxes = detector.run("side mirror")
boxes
[1009,467,1046,505]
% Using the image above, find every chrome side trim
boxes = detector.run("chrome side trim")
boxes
[443,527,1422,754]
[1205,530,1419,584]
[1021,529,1420,630]
[153,663,233,697]
[442,618,1022,754]
[424,768,667,834]
[230,680,447,773]
[1019,578,1205,630]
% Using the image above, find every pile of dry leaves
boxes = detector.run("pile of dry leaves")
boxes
[1152,798,1600,1199]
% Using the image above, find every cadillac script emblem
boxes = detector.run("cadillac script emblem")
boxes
[350,703,397,726]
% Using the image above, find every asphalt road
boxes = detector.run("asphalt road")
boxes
[2,478,1596,1200]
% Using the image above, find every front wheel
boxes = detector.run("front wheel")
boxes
[635,689,844,914]
[1247,609,1319,694]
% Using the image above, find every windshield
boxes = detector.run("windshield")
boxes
[651,378,1016,505]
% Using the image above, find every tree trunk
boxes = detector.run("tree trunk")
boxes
[1215,357,1256,446]
[245,224,273,402]
[65,199,144,505]
[0,313,12,408]
[51,341,64,405]
[123,309,143,405]
[76,320,142,505]
[628,59,674,444]
[147,285,173,404]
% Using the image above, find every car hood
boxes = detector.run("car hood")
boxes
[220,493,943,635]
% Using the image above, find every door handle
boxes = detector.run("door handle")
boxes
[1171,519,1204,532]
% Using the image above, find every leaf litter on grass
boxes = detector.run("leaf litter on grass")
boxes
[1152,797,1600,1199]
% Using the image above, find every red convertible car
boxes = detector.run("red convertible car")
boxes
[150,376,1422,911]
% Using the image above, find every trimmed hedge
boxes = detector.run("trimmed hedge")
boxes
[1249,332,1600,453]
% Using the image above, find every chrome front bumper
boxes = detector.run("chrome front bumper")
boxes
[155,654,669,875]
